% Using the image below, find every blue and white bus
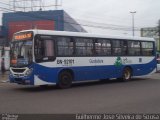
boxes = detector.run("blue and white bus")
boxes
[9,30,156,88]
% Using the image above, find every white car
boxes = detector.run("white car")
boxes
[157,58,160,72]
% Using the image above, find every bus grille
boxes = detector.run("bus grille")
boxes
[11,68,26,73]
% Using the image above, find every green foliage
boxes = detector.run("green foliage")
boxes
[114,56,122,67]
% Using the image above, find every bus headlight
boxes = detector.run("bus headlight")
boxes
[25,68,33,76]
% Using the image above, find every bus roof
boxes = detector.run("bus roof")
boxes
[15,29,155,42]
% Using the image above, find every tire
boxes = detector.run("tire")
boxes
[40,85,49,88]
[100,78,109,83]
[57,71,73,89]
[120,67,132,82]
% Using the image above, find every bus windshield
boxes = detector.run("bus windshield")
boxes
[10,41,32,67]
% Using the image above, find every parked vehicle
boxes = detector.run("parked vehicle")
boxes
[157,58,160,72]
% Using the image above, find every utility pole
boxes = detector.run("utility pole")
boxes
[13,0,16,11]
[159,20,160,52]
[130,11,136,36]
[31,0,33,11]
[55,0,58,10]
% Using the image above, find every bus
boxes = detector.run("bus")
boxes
[9,30,157,88]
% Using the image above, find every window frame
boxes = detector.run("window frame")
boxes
[141,41,154,56]
[94,38,112,56]
[34,35,56,63]
[127,40,141,56]
[74,37,94,57]
[56,36,75,57]
[111,39,124,56]
[34,34,155,59]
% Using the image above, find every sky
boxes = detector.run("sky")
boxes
[0,0,160,36]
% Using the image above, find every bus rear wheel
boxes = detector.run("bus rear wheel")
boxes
[120,67,132,82]
[57,71,73,89]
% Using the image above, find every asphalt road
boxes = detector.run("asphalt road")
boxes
[0,73,160,114]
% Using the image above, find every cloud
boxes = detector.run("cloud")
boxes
[0,0,160,36]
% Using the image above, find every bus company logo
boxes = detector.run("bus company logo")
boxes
[114,57,122,67]
[89,59,104,64]
[122,58,132,64]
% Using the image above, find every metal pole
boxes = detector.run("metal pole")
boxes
[159,20,160,52]
[130,11,136,36]
[55,0,58,10]
[13,0,16,11]
[31,0,33,11]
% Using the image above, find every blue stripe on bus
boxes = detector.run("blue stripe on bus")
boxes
[34,58,156,84]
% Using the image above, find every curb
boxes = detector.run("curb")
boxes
[0,80,9,83]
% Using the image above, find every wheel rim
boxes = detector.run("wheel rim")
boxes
[58,72,72,88]
[124,69,131,80]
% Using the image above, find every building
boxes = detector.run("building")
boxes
[0,10,86,46]
[0,10,86,70]
[141,27,160,52]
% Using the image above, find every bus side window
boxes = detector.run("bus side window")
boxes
[75,38,93,56]
[128,41,141,56]
[57,37,74,56]
[112,40,122,55]
[121,41,128,56]
[141,42,154,56]
[35,38,43,59]
[95,39,111,56]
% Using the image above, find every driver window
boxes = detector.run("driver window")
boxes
[35,36,55,62]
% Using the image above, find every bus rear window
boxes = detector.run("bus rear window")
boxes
[141,42,154,56]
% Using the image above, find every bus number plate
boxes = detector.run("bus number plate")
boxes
[57,59,75,66]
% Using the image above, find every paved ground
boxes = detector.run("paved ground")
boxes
[0,73,160,114]
[0,71,9,83]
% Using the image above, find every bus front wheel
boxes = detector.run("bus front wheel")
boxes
[120,67,132,82]
[57,71,73,89]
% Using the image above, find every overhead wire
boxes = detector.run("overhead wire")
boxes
[0,3,159,32]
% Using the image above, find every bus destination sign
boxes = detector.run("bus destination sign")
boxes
[13,32,33,41]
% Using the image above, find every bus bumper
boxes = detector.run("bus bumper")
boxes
[9,75,34,85]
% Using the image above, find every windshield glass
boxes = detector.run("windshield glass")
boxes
[10,41,32,67]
